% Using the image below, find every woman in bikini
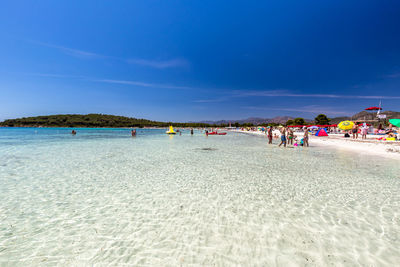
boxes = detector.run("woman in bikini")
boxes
[287,128,294,145]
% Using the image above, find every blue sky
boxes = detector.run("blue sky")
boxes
[1,1,400,122]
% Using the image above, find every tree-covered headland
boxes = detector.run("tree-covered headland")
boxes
[0,114,211,128]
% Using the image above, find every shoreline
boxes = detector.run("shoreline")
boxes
[0,126,197,129]
[230,129,400,161]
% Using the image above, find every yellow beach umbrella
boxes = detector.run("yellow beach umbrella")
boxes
[338,121,354,130]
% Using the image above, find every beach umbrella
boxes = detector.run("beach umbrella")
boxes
[365,106,382,111]
[365,106,383,120]
[389,119,400,128]
[338,121,354,130]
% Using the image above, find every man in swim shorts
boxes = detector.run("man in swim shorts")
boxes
[279,127,287,147]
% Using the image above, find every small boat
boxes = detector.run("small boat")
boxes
[166,126,176,134]
[208,132,227,135]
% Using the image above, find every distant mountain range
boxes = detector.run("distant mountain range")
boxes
[196,110,400,125]
[195,116,312,125]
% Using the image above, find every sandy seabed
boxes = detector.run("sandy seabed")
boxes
[0,128,399,266]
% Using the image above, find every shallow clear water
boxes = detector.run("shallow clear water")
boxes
[0,128,399,266]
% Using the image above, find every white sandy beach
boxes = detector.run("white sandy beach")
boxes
[231,129,400,161]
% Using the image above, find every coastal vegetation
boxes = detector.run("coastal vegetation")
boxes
[314,114,331,125]
[286,117,307,126]
[0,114,289,128]
[0,114,211,128]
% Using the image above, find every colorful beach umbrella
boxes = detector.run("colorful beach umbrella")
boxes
[389,119,400,128]
[365,106,382,111]
[338,121,354,130]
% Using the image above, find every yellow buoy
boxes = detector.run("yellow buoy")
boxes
[166,125,176,134]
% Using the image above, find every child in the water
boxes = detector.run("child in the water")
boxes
[299,138,304,146]
[293,135,299,146]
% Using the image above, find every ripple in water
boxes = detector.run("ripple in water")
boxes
[0,128,399,265]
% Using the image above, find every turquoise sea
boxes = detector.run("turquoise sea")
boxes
[0,128,399,266]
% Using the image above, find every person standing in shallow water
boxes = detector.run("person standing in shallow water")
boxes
[303,127,309,147]
[352,124,359,139]
[131,129,136,137]
[278,127,286,147]
[71,130,76,135]
[190,128,194,135]
[287,128,294,145]
[267,126,273,144]
[361,123,368,139]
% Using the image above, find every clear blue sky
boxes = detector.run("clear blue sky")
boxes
[1,1,400,122]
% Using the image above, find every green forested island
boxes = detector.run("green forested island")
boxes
[0,114,211,128]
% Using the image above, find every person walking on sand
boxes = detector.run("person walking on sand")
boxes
[279,127,287,147]
[352,124,359,139]
[267,126,273,144]
[303,127,309,147]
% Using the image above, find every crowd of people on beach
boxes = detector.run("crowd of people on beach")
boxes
[273,126,309,148]
[241,120,399,144]
[257,126,309,148]
[344,122,399,140]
